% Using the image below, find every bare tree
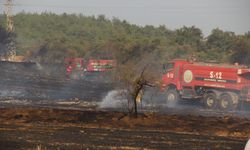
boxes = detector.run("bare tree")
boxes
[114,55,161,117]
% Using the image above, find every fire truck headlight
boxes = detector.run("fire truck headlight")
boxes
[237,69,242,74]
[237,78,241,83]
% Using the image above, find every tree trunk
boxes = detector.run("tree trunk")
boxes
[133,86,142,118]
[133,96,138,118]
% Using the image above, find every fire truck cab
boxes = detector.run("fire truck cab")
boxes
[64,58,84,79]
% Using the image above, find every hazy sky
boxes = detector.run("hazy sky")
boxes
[0,0,249,36]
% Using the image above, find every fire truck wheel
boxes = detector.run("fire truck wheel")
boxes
[203,92,218,109]
[166,89,180,104]
[228,92,239,110]
[219,93,233,110]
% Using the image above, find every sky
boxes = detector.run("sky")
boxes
[0,0,249,36]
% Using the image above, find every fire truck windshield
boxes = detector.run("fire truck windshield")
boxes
[163,63,174,73]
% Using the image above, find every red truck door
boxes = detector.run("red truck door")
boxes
[162,62,182,90]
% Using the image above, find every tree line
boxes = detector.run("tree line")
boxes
[0,12,249,65]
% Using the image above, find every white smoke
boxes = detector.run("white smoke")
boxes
[166,99,179,108]
[36,62,43,70]
[98,90,128,109]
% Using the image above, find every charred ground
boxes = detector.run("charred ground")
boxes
[0,61,113,100]
[0,108,249,150]
[0,61,250,149]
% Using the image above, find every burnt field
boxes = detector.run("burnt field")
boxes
[0,61,113,100]
[0,61,250,149]
[0,108,250,150]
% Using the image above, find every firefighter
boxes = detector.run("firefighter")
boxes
[189,53,197,62]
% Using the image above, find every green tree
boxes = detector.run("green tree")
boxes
[230,36,250,65]
[0,13,248,64]
[175,26,203,47]
[207,28,236,52]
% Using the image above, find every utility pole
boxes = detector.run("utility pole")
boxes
[4,0,16,61]
[6,0,14,33]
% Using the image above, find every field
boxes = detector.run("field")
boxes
[1,107,250,150]
[0,61,250,150]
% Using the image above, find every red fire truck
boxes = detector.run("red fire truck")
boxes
[162,59,250,110]
[86,59,116,72]
[65,58,84,79]
[65,58,116,79]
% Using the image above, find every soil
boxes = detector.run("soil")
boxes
[0,108,249,150]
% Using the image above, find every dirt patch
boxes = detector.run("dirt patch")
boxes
[1,108,250,137]
[0,108,249,149]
